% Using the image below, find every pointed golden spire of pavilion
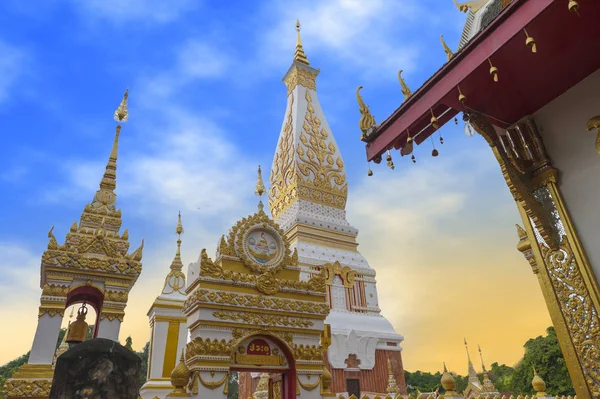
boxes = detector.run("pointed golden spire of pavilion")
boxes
[478,344,487,372]
[161,212,186,296]
[465,338,479,382]
[171,211,184,270]
[293,19,310,65]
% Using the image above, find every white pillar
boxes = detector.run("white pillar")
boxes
[140,298,187,399]
[28,313,64,365]
[96,317,121,341]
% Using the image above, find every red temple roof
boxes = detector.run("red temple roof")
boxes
[364,0,600,162]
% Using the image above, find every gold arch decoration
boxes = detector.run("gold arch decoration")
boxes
[297,375,320,391]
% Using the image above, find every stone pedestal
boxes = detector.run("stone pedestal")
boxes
[49,338,140,399]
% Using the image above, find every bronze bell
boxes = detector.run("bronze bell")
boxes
[66,303,89,344]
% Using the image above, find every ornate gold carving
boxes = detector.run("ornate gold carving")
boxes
[212,311,314,328]
[234,353,285,366]
[269,89,348,219]
[198,372,228,390]
[297,376,320,391]
[232,328,294,347]
[100,312,124,322]
[284,66,317,96]
[320,261,356,288]
[185,289,329,316]
[218,235,234,257]
[540,238,600,396]
[586,114,600,154]
[229,209,294,274]
[453,0,488,13]
[41,283,69,297]
[199,249,224,278]
[38,307,64,318]
[104,289,128,302]
[440,35,454,61]
[469,111,600,397]
[293,344,324,361]
[516,224,539,274]
[397,70,412,101]
[468,113,560,250]
[257,273,280,295]
[357,86,377,140]
[3,379,52,397]
[186,337,233,358]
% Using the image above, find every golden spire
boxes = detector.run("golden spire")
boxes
[440,35,454,61]
[255,165,266,211]
[465,338,479,382]
[172,212,184,270]
[255,165,266,198]
[293,20,310,65]
[478,344,487,372]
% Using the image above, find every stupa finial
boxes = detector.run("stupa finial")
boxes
[255,165,266,211]
[293,19,310,65]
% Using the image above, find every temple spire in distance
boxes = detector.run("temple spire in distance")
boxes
[293,20,310,65]
[161,212,186,296]
[98,89,128,193]
[464,338,479,382]
[478,344,487,372]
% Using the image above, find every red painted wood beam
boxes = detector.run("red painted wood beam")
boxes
[366,0,552,162]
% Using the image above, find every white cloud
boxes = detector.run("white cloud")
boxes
[0,40,28,104]
[72,0,197,24]
[256,0,426,78]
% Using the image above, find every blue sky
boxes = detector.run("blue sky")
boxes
[0,0,552,373]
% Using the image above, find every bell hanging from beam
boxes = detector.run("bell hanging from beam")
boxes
[66,303,89,344]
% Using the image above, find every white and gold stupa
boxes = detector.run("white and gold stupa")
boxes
[268,20,405,396]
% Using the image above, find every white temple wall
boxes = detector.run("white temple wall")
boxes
[28,313,63,364]
[96,317,121,341]
[533,67,600,282]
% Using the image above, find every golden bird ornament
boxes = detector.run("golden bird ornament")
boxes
[398,70,412,101]
[440,35,454,62]
[357,86,377,138]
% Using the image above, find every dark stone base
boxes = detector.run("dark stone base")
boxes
[50,338,141,399]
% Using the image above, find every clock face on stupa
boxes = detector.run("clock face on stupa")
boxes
[246,230,279,264]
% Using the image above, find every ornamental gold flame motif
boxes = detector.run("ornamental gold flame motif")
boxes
[357,86,377,137]
[269,88,348,220]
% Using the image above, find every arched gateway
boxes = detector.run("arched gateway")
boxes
[182,191,335,399]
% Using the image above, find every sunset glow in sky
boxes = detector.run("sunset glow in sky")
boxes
[0,0,551,375]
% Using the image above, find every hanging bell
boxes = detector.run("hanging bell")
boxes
[525,30,537,53]
[439,134,444,145]
[432,149,439,157]
[367,168,373,177]
[454,117,458,125]
[66,303,89,344]
[568,0,579,14]
[386,152,392,162]
[411,154,416,163]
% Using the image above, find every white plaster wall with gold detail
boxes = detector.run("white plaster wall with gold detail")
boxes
[28,314,64,365]
[268,44,403,374]
[533,68,600,281]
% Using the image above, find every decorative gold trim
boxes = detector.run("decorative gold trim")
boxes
[3,379,53,397]
[297,375,320,391]
[284,66,317,96]
[198,372,227,390]
[212,310,314,328]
